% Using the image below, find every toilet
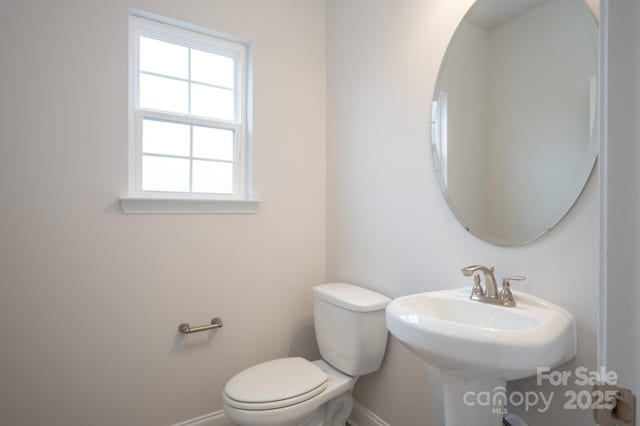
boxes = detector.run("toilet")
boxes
[223,283,391,426]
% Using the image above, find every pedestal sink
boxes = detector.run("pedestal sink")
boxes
[385,288,576,426]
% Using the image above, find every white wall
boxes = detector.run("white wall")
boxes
[0,1,325,425]
[606,0,640,396]
[327,0,598,424]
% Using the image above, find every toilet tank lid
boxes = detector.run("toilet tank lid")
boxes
[313,283,391,312]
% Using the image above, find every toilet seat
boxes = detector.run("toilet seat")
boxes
[224,357,328,410]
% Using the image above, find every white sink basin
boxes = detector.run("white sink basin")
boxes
[386,288,576,380]
[386,288,576,426]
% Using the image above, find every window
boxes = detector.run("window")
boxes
[123,12,257,213]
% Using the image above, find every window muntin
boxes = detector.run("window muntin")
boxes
[130,15,248,197]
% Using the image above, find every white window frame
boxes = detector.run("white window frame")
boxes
[121,11,258,214]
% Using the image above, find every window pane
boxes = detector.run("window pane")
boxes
[140,73,189,114]
[143,155,190,192]
[193,126,234,161]
[192,160,233,194]
[143,120,191,157]
[139,36,188,79]
[191,49,235,88]
[191,83,234,120]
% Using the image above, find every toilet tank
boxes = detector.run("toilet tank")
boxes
[313,283,391,377]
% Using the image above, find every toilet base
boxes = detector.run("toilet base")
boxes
[301,392,353,426]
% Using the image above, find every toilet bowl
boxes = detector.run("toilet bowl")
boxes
[224,358,356,426]
[223,283,390,426]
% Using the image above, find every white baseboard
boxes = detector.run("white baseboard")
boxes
[348,400,391,426]
[170,410,234,426]
[172,400,388,426]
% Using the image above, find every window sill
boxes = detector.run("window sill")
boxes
[120,196,261,214]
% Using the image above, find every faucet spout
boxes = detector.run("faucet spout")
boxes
[461,265,499,298]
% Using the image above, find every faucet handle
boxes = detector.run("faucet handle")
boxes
[500,276,526,307]
[502,276,526,286]
[471,273,484,297]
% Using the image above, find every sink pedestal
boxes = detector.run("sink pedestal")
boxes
[441,373,505,426]
[385,288,576,426]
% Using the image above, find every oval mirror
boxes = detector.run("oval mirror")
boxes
[432,0,598,245]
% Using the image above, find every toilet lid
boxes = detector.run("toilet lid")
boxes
[224,357,328,409]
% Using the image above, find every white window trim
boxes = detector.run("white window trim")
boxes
[121,10,259,214]
[120,196,259,214]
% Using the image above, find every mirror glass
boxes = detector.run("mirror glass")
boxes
[432,0,598,245]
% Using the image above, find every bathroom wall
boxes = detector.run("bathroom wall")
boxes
[606,0,640,397]
[0,1,325,425]
[327,0,599,424]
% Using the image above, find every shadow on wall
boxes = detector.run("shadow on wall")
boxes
[171,328,221,353]
[288,318,321,361]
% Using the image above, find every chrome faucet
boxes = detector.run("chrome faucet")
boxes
[462,265,525,307]
[462,265,498,298]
